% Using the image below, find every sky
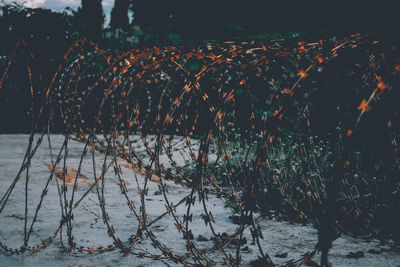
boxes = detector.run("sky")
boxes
[1,0,115,22]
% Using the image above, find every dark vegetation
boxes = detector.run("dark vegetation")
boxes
[0,1,398,133]
[0,1,399,266]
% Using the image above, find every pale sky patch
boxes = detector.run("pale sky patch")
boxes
[2,0,47,8]
[59,0,80,5]
[1,0,115,23]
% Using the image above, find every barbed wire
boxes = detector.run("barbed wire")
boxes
[0,33,399,266]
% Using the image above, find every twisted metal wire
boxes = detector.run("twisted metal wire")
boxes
[0,33,399,266]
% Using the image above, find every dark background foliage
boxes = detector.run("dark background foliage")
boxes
[0,0,398,133]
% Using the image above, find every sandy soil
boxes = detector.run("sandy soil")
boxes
[0,134,399,266]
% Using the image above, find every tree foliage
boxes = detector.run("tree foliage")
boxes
[76,0,104,40]
[110,0,130,30]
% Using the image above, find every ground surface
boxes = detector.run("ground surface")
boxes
[0,134,399,266]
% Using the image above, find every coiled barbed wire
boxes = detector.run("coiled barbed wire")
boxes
[0,33,399,266]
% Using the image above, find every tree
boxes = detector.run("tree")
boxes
[77,0,104,40]
[110,0,130,31]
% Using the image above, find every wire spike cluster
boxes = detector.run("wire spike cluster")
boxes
[0,33,399,266]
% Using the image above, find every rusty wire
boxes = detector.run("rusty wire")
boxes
[0,33,399,266]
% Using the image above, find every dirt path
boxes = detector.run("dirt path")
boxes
[0,134,398,266]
